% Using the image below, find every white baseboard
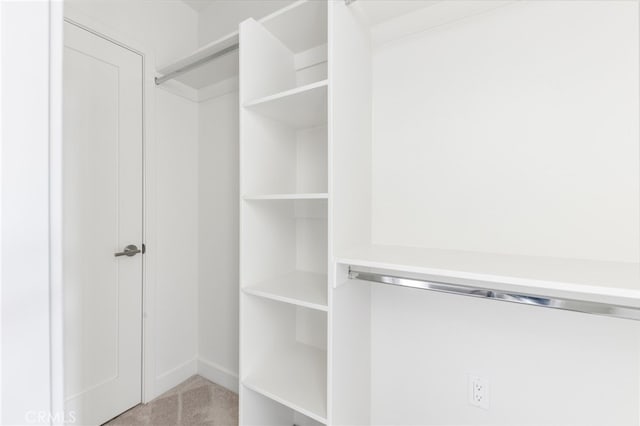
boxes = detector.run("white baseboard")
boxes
[154,357,198,397]
[197,358,239,393]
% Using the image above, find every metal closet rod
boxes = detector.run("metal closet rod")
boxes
[155,43,239,86]
[348,267,640,321]
[156,0,358,85]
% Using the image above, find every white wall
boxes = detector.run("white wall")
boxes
[367,2,640,424]
[64,0,200,398]
[154,89,199,391]
[198,92,240,391]
[371,1,639,263]
[371,283,640,425]
[1,1,59,423]
[198,0,293,46]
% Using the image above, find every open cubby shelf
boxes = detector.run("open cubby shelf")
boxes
[242,341,327,424]
[244,80,328,129]
[243,270,328,311]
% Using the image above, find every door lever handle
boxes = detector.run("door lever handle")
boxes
[114,244,141,257]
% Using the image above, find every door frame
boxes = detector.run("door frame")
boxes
[61,7,159,405]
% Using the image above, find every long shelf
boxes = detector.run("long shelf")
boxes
[243,80,328,129]
[337,245,640,307]
[243,271,328,311]
[243,193,328,201]
[242,342,327,424]
[156,31,239,89]
[156,1,327,89]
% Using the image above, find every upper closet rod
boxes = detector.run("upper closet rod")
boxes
[348,267,640,321]
[155,43,239,85]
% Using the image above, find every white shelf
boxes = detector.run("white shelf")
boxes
[243,193,328,201]
[156,1,327,90]
[243,271,328,311]
[337,245,640,306]
[261,0,328,54]
[156,31,239,89]
[242,342,327,424]
[244,80,328,129]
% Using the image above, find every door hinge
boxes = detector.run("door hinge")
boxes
[142,243,146,254]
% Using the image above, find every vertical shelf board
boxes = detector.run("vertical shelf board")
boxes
[329,0,373,258]
[239,18,296,103]
[327,0,374,424]
[244,80,328,129]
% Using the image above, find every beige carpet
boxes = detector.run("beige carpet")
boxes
[105,375,238,426]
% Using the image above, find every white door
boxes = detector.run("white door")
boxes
[63,21,143,426]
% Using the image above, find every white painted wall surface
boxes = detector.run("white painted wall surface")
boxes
[371,283,640,425]
[198,92,240,391]
[367,2,640,424]
[1,0,63,423]
[371,1,639,263]
[154,89,200,392]
[197,0,293,46]
[64,0,200,398]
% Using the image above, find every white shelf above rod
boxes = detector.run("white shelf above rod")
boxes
[348,267,640,321]
[155,42,239,86]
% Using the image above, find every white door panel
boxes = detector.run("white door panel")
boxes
[64,21,143,426]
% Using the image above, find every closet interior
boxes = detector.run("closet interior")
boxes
[61,0,640,424]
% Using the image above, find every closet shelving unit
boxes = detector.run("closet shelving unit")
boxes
[239,1,329,424]
[157,0,640,424]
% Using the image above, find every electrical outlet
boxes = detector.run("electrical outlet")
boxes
[469,375,489,409]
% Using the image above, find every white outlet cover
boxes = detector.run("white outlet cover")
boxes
[468,374,490,410]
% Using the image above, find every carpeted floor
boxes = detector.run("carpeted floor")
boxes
[104,375,238,426]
